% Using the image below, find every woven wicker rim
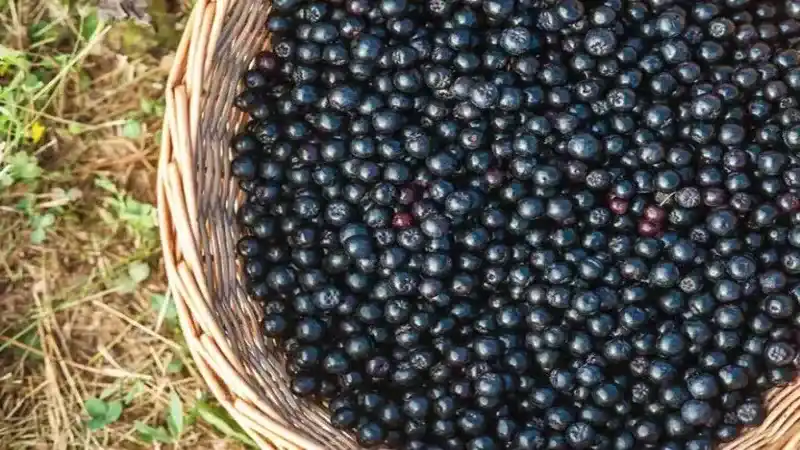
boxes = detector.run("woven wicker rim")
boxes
[157,0,800,448]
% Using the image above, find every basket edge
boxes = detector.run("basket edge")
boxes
[156,0,330,448]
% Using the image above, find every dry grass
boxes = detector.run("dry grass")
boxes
[0,1,247,448]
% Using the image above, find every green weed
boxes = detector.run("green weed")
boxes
[15,195,58,244]
[135,391,188,444]
[0,150,42,188]
[84,397,124,431]
[151,292,178,324]
[95,175,158,244]
[193,399,257,447]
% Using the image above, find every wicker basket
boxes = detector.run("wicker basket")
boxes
[157,0,800,448]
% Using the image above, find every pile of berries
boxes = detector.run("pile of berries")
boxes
[230,0,800,448]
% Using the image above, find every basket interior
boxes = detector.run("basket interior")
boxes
[172,1,800,449]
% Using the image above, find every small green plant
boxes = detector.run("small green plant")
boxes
[121,118,143,139]
[131,391,256,447]
[15,195,58,244]
[151,292,178,323]
[79,10,101,43]
[29,211,56,244]
[140,97,165,117]
[134,391,188,444]
[0,151,43,189]
[166,354,184,374]
[84,397,123,431]
[95,175,157,243]
[0,44,41,149]
[192,399,256,447]
[109,260,151,293]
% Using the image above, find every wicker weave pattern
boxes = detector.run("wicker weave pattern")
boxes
[158,0,354,447]
[157,0,800,448]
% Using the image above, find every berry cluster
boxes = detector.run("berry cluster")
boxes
[231,0,800,448]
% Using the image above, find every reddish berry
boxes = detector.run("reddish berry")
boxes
[392,212,414,228]
[643,205,666,223]
[638,220,662,237]
[609,198,629,215]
